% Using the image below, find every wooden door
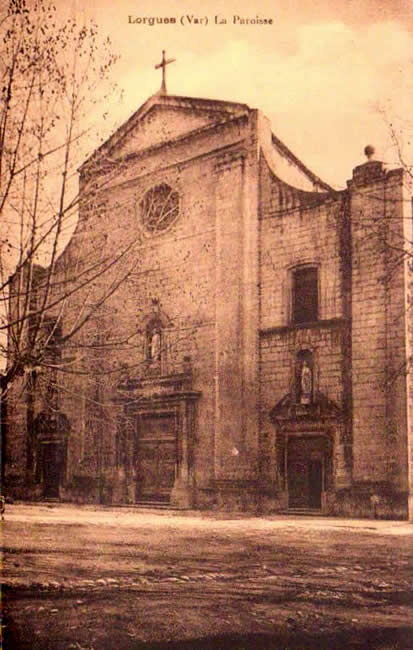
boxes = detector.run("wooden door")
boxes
[308,459,322,509]
[287,436,325,510]
[287,455,309,509]
[42,443,63,498]
[135,414,177,502]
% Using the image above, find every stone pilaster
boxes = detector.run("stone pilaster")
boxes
[213,147,259,485]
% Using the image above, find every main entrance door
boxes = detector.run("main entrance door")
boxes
[135,413,177,503]
[287,436,325,510]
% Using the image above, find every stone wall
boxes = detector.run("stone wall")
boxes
[258,158,346,505]
[348,164,409,513]
[258,155,410,518]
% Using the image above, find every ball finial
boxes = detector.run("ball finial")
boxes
[364,145,375,161]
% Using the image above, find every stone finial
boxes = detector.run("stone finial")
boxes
[350,145,384,186]
[364,145,375,161]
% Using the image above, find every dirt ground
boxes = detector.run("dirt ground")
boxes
[2,504,413,649]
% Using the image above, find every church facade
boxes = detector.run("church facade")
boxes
[5,89,413,519]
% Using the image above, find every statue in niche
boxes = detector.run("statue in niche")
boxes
[300,360,313,405]
[149,329,161,361]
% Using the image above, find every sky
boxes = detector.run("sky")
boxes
[70,0,413,188]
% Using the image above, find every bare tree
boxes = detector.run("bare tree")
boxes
[0,3,208,500]
[0,0,147,493]
[0,0,127,390]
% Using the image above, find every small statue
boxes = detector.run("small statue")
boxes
[149,329,161,361]
[300,360,312,405]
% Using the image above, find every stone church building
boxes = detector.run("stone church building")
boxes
[5,78,413,518]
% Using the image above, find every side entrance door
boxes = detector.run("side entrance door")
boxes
[287,436,325,510]
[135,414,177,503]
[42,442,64,499]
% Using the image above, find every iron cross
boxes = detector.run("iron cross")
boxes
[155,50,176,94]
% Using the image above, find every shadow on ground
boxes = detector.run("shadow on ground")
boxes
[4,621,412,650]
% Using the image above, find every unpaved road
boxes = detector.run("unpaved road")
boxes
[2,504,413,649]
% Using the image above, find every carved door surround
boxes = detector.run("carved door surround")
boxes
[119,367,200,508]
[270,392,343,513]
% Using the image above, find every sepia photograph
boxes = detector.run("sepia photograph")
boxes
[1,0,413,647]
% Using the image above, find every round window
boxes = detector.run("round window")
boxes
[139,184,179,233]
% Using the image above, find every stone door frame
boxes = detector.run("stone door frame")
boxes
[119,368,201,508]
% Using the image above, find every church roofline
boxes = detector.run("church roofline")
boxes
[79,91,332,193]
[92,115,249,173]
[165,94,250,112]
[79,93,251,171]
[270,132,332,192]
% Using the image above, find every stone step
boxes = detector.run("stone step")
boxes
[285,508,323,516]
[133,501,172,509]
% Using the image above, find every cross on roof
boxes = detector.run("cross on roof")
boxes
[154,50,176,94]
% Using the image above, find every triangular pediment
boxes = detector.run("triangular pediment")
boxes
[116,103,228,156]
[84,94,250,166]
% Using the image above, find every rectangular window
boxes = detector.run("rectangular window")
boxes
[292,267,318,324]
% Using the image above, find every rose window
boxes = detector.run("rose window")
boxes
[139,184,179,233]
